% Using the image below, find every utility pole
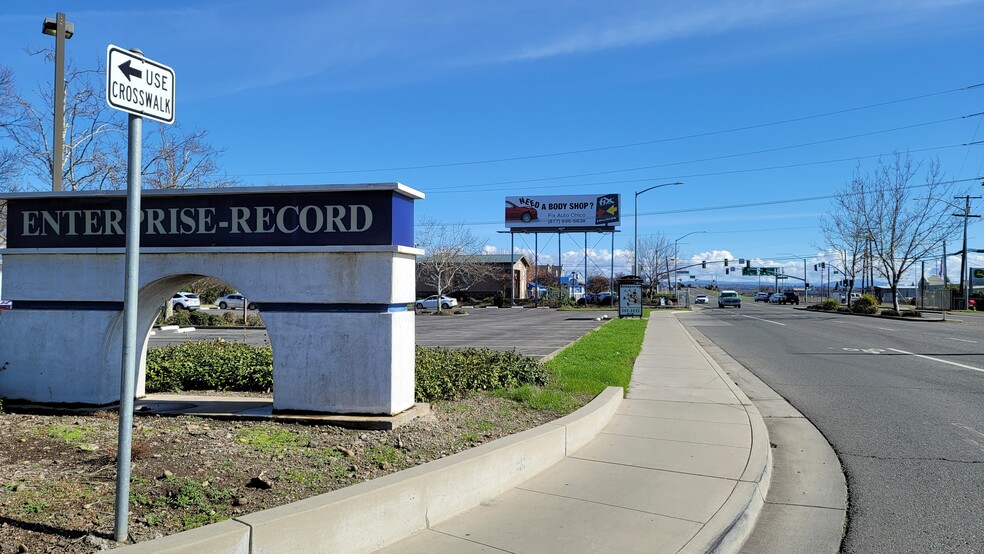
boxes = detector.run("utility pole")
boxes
[954,195,982,310]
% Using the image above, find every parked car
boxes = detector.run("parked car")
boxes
[753,292,770,302]
[695,294,708,304]
[215,293,256,310]
[415,295,458,310]
[171,292,200,311]
[585,291,618,304]
[718,290,741,308]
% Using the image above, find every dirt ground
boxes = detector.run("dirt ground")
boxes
[0,393,561,553]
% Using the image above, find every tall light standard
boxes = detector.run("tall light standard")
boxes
[634,181,684,276]
[42,13,74,192]
[780,252,809,303]
[674,230,706,290]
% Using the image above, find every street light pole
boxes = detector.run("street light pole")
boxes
[42,13,74,192]
[674,230,707,291]
[634,181,684,276]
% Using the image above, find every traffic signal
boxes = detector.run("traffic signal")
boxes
[814,264,818,271]
[702,261,706,269]
[821,262,826,269]
[724,259,729,267]
[746,260,751,268]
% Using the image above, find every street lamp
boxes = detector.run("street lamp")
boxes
[674,230,706,290]
[634,181,684,276]
[42,13,74,192]
[780,252,810,304]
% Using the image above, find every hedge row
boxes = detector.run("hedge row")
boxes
[145,341,547,402]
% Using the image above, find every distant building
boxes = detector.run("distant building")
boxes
[416,254,530,300]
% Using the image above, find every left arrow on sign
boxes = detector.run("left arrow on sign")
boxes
[118,60,142,82]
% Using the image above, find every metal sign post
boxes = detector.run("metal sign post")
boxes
[105,45,175,543]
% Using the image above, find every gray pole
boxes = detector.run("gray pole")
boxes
[558,231,562,302]
[610,230,615,308]
[583,232,588,301]
[510,232,515,305]
[803,258,808,304]
[52,13,68,192]
[114,98,143,541]
[633,193,639,276]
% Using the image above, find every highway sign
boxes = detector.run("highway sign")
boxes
[106,45,175,124]
[760,267,778,276]
[742,267,759,276]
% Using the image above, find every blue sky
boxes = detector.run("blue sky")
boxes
[2,1,983,286]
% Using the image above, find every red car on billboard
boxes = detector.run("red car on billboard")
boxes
[505,200,537,223]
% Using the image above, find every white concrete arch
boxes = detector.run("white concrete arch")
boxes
[0,184,422,416]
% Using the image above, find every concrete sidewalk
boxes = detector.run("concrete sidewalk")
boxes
[378,311,771,553]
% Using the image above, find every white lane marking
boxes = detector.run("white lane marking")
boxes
[948,337,978,344]
[843,347,885,354]
[887,348,984,373]
[740,314,786,326]
[876,327,895,331]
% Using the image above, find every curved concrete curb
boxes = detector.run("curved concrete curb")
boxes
[115,387,624,554]
[676,319,773,554]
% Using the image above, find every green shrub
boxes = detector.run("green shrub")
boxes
[158,309,264,327]
[145,340,274,393]
[820,298,840,311]
[850,294,878,314]
[493,291,505,308]
[414,346,548,401]
[146,342,546,400]
[881,309,900,317]
[837,306,852,313]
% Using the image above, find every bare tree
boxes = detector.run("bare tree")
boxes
[848,153,961,312]
[140,123,240,189]
[820,179,868,305]
[0,52,238,193]
[1,51,123,191]
[636,233,673,296]
[415,219,493,311]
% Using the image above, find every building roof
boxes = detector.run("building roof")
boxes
[474,254,529,266]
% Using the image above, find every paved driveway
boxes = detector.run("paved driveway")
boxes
[415,307,617,359]
[149,307,618,360]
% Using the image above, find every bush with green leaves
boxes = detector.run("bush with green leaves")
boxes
[414,346,547,401]
[146,342,546,401]
[850,294,878,314]
[146,340,273,392]
[158,309,264,327]
[820,298,840,311]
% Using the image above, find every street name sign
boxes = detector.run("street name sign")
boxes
[106,45,175,124]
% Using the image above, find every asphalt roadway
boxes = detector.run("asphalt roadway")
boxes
[150,306,618,360]
[682,300,984,553]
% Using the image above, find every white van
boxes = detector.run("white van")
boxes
[836,292,862,304]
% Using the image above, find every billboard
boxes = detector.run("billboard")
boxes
[505,194,620,229]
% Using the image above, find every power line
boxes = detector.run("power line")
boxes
[427,142,980,195]
[234,82,984,178]
[421,114,976,192]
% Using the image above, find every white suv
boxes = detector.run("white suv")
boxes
[171,292,201,311]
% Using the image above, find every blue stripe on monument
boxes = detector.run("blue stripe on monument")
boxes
[258,303,408,313]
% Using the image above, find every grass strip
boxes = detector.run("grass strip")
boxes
[497,314,648,413]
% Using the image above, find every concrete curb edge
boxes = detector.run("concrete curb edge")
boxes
[115,387,625,554]
[675,315,773,554]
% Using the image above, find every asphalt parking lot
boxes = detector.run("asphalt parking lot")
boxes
[149,307,619,359]
[415,307,618,359]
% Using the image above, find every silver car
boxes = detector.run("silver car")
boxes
[216,293,256,310]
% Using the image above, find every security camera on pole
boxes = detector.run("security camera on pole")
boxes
[105,44,176,542]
